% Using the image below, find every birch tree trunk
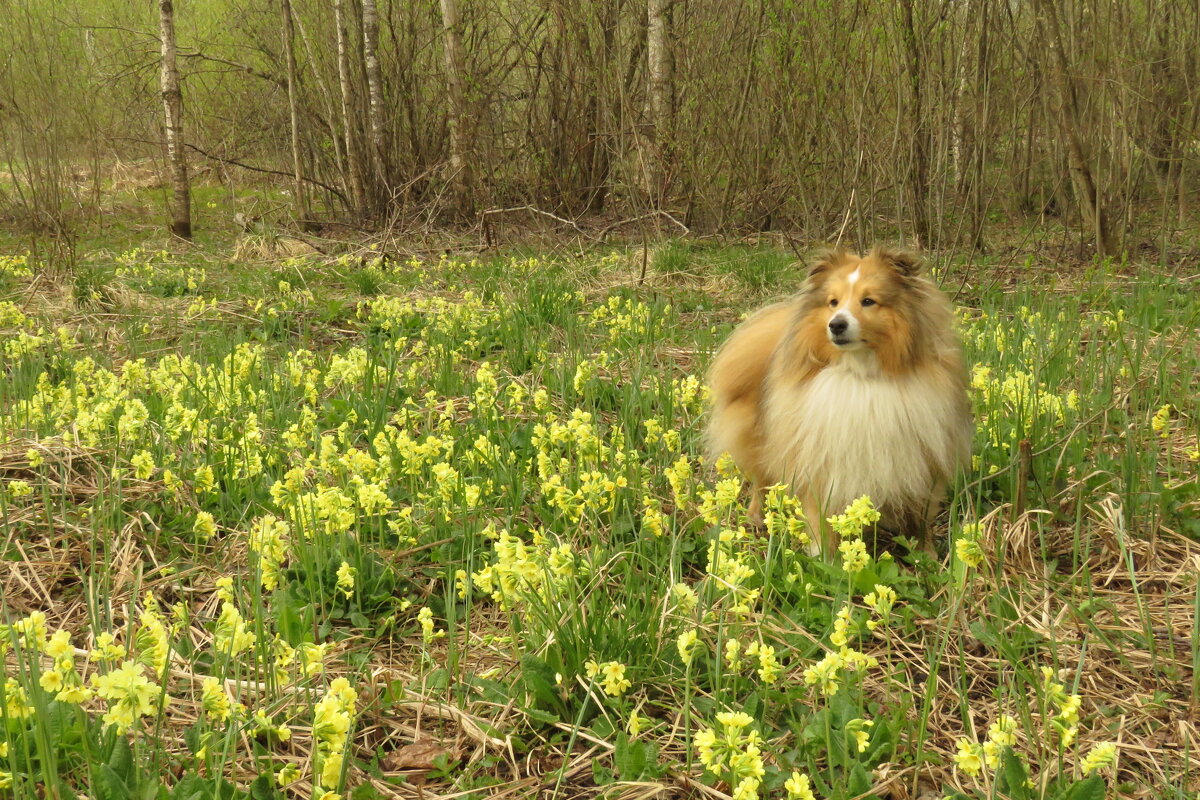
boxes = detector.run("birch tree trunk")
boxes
[159,0,191,239]
[334,0,366,216]
[362,0,387,198]
[646,0,672,206]
[280,0,307,218]
[439,0,473,216]
[294,11,345,185]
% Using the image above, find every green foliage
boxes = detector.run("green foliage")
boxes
[0,238,1192,799]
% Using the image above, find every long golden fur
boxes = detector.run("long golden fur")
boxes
[706,246,971,555]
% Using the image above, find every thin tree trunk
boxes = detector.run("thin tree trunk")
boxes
[280,0,307,218]
[294,10,345,190]
[439,0,473,217]
[362,0,387,200]
[898,0,931,247]
[334,0,366,216]
[159,0,191,238]
[647,0,672,206]
[1034,0,1116,255]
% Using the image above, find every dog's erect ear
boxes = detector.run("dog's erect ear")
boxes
[872,246,923,277]
[805,248,849,282]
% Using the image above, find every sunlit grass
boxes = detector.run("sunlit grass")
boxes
[0,232,1196,799]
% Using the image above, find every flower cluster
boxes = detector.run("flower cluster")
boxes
[312,678,359,796]
[695,711,766,800]
[584,660,632,697]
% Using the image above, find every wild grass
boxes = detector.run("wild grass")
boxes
[0,213,1197,800]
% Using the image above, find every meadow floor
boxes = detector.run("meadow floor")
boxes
[1,195,1198,800]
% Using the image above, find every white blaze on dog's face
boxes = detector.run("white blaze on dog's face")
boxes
[824,263,886,350]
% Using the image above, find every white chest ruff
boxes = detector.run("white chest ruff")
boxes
[763,356,964,516]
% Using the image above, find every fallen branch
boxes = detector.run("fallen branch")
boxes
[183,143,347,203]
[597,209,690,241]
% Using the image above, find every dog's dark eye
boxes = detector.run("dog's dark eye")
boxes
[829,299,839,308]
[861,298,877,307]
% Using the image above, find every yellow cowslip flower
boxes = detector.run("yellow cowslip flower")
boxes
[1080,741,1118,774]
[584,660,632,697]
[1040,666,1082,745]
[336,562,356,599]
[26,448,44,468]
[750,641,780,684]
[677,629,699,664]
[417,606,443,644]
[803,651,843,696]
[830,605,858,648]
[44,630,74,661]
[214,601,256,657]
[298,642,328,677]
[863,584,897,630]
[665,456,692,506]
[724,638,743,671]
[827,495,881,539]
[694,727,719,769]
[253,708,291,742]
[12,611,48,652]
[838,646,878,673]
[1151,404,1171,438]
[56,682,93,704]
[3,678,33,719]
[194,464,217,495]
[91,660,162,733]
[671,582,699,614]
[193,511,217,541]
[473,361,498,410]
[275,763,300,787]
[714,451,739,478]
[320,750,344,789]
[988,715,1018,748]
[839,539,869,573]
[313,677,357,756]
[201,677,231,723]
[847,718,873,753]
[249,515,290,592]
[641,496,668,537]
[955,522,984,568]
[784,771,817,800]
[39,670,64,693]
[89,631,126,662]
[214,576,235,603]
[135,606,170,675]
[573,359,596,393]
[695,712,764,796]
[732,777,760,800]
[625,712,649,738]
[355,481,392,514]
[715,710,754,733]
[131,450,155,480]
[599,661,632,697]
[954,737,984,776]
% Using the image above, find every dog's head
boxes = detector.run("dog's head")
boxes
[798,246,929,373]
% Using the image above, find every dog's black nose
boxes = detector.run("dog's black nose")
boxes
[828,317,848,336]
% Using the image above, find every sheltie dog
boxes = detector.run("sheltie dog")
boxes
[706,246,971,556]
